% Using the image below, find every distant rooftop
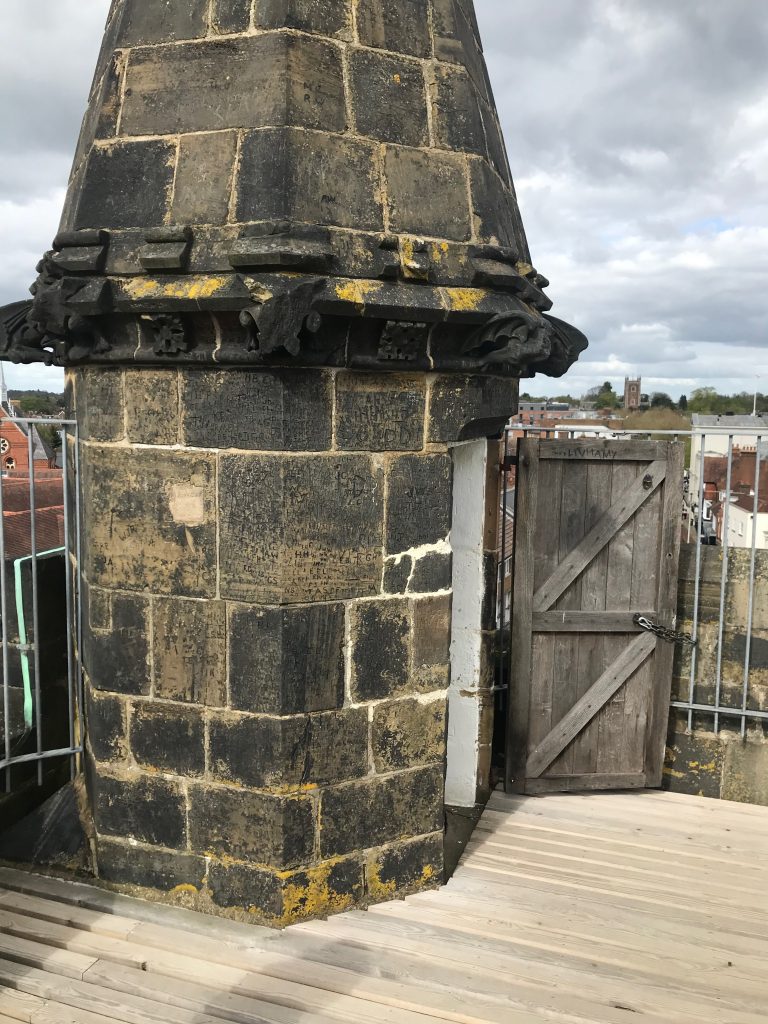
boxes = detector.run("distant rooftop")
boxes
[692,413,768,428]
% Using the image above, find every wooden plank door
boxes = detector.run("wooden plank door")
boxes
[506,438,684,794]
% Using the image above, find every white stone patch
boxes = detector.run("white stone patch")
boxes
[445,439,488,808]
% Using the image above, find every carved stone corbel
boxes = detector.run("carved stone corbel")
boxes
[0,253,109,365]
[461,307,551,371]
[239,277,325,358]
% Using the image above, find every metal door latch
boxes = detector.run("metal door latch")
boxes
[633,614,697,647]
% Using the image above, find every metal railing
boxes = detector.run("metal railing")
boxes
[0,418,82,793]
[498,421,768,737]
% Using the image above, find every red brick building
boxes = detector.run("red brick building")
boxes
[0,406,54,475]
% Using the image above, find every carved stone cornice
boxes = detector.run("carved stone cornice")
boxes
[0,232,587,378]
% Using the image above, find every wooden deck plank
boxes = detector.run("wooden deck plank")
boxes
[461,844,768,910]
[309,908,767,1023]
[0,791,766,1024]
[0,986,46,1023]
[0,961,229,1024]
[366,898,768,1003]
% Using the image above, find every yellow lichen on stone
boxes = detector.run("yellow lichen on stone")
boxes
[333,279,382,308]
[277,860,358,926]
[170,884,199,896]
[366,861,398,902]
[123,276,230,301]
[444,287,487,312]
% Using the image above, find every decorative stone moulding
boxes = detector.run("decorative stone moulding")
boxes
[0,231,586,378]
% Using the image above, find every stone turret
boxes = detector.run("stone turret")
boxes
[0,0,587,924]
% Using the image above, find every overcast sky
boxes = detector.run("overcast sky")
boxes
[1,0,766,398]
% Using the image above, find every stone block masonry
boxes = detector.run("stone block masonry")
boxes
[75,365,517,926]
[61,0,530,265]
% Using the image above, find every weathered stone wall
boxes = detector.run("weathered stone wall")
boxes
[73,365,517,924]
[664,545,768,805]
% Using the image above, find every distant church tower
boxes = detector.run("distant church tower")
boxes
[0,363,10,414]
[624,377,641,411]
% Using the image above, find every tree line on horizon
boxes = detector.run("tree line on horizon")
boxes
[521,383,767,416]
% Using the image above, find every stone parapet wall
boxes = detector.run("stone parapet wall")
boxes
[73,365,517,924]
[663,545,768,805]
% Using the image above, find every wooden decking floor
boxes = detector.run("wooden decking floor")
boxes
[0,789,767,1023]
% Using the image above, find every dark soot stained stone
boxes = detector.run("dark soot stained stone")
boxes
[335,373,425,452]
[130,702,206,777]
[78,369,124,442]
[74,140,175,230]
[172,131,239,225]
[83,447,217,598]
[386,454,453,553]
[93,773,187,850]
[384,147,471,241]
[213,0,252,33]
[306,709,370,785]
[428,375,518,443]
[254,0,350,36]
[208,714,307,789]
[181,370,332,450]
[152,598,227,707]
[229,603,345,714]
[84,592,150,697]
[350,598,410,702]
[219,454,383,603]
[372,698,447,771]
[349,50,428,147]
[383,556,412,595]
[356,0,431,57]
[188,785,314,867]
[433,65,486,155]
[116,0,209,45]
[124,369,180,446]
[121,34,345,137]
[368,832,444,894]
[85,690,127,763]
[237,128,383,231]
[98,838,206,891]
[207,861,284,915]
[410,551,453,593]
[320,767,444,858]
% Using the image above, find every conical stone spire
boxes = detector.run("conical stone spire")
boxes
[1,0,586,377]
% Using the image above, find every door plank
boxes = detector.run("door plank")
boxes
[505,439,540,790]
[525,773,646,794]
[622,480,661,773]
[646,442,685,786]
[533,460,667,613]
[570,461,614,776]
[525,459,563,761]
[538,440,672,462]
[526,632,657,778]
[549,460,588,776]
[597,461,639,776]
